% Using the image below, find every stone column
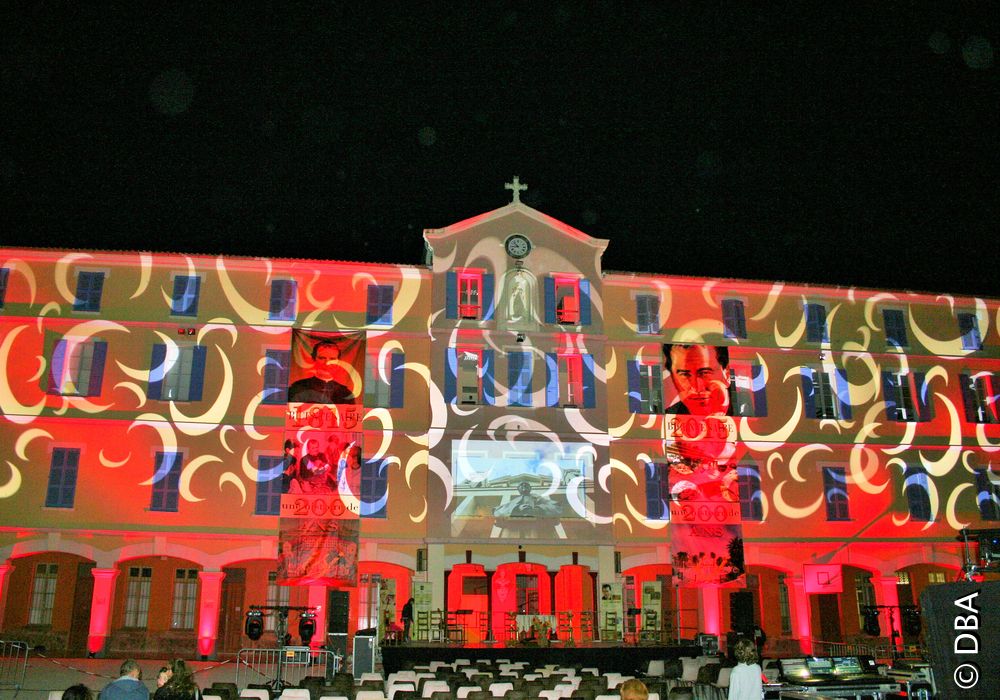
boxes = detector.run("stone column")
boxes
[307,584,328,650]
[87,568,120,656]
[698,584,722,637]
[875,575,903,643]
[788,576,813,654]
[196,571,226,658]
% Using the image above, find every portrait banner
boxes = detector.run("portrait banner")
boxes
[670,523,745,588]
[288,329,365,405]
[276,517,360,587]
[599,581,624,637]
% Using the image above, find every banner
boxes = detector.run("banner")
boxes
[599,581,624,638]
[670,523,745,587]
[641,580,662,631]
[278,330,365,587]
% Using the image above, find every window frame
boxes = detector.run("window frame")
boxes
[457,271,483,320]
[45,447,80,509]
[737,464,764,521]
[364,349,405,409]
[170,275,201,317]
[28,563,58,625]
[627,359,663,414]
[822,466,850,521]
[148,343,207,402]
[366,284,395,325]
[804,302,829,343]
[801,365,851,420]
[882,308,908,349]
[123,566,152,629]
[262,349,290,405]
[151,451,183,512]
[73,271,106,312]
[171,568,199,630]
[554,277,581,324]
[635,294,660,335]
[268,279,297,321]
[558,353,585,408]
[506,350,533,408]
[727,360,767,417]
[975,469,1000,521]
[47,336,108,397]
[644,462,671,521]
[0,267,9,309]
[958,312,982,350]
[722,298,748,340]
[903,465,933,522]
[255,454,285,516]
[360,456,388,518]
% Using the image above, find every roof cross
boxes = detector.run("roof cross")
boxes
[505,176,527,204]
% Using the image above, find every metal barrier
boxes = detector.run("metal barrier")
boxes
[236,646,341,690]
[0,640,29,693]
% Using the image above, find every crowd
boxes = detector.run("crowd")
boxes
[57,658,202,700]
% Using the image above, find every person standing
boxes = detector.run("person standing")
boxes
[401,597,414,641]
[99,660,148,700]
[728,638,763,700]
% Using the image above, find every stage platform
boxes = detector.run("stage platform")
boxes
[379,641,703,675]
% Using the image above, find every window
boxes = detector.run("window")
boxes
[0,267,9,308]
[627,360,663,414]
[516,574,540,615]
[151,451,182,512]
[645,462,670,521]
[636,295,660,334]
[73,271,105,312]
[722,299,747,339]
[854,572,876,629]
[124,566,152,628]
[364,350,405,408]
[882,370,932,422]
[148,344,207,401]
[366,284,394,325]
[928,572,946,584]
[960,372,999,424]
[446,270,494,321]
[804,302,828,343]
[544,276,591,325]
[45,447,80,508]
[171,569,198,629]
[728,361,767,417]
[360,457,388,518]
[777,575,792,635]
[800,366,852,419]
[975,469,1000,521]
[738,464,764,521]
[255,455,284,515]
[445,347,494,405]
[546,353,597,408]
[28,563,58,625]
[265,571,291,631]
[268,279,297,321]
[170,275,201,317]
[47,338,108,396]
[903,465,932,522]
[262,349,290,405]
[507,350,533,407]
[958,312,982,350]
[882,308,908,348]
[823,467,850,521]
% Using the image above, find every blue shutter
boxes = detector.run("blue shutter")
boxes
[445,348,457,404]
[958,373,976,421]
[834,367,852,419]
[806,303,827,342]
[582,354,596,408]
[482,273,495,321]
[365,285,379,324]
[87,341,108,396]
[545,352,559,407]
[508,351,524,407]
[188,346,207,401]
[914,371,932,422]
[751,364,768,416]
[627,361,641,413]
[47,339,67,394]
[482,349,495,405]
[579,280,592,325]
[800,368,816,418]
[723,299,746,339]
[0,267,8,308]
[544,277,556,323]
[389,352,405,408]
[645,463,663,520]
[380,285,394,324]
[883,309,906,347]
[148,344,166,399]
[445,271,458,319]
[881,370,898,421]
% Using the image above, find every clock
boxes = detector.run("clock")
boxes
[504,234,531,259]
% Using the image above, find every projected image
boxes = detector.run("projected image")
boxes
[450,439,595,539]
[288,329,364,404]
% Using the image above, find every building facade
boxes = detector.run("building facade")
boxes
[0,195,998,658]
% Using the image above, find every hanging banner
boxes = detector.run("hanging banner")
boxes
[599,581,624,638]
[641,580,662,631]
[278,330,365,587]
[670,523,745,587]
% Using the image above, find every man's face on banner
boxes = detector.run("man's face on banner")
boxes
[312,342,339,381]
[668,344,730,415]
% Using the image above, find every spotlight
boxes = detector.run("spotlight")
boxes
[298,610,316,644]
[245,609,264,640]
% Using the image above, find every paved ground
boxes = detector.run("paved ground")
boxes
[3,656,258,699]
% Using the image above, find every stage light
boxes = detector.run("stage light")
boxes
[245,609,264,640]
[298,610,316,644]
[862,606,880,636]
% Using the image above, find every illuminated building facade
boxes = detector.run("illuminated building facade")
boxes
[0,192,998,659]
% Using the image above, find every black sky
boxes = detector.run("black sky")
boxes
[3,3,998,297]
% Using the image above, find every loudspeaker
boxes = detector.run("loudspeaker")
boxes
[920,582,1000,699]
[730,591,755,635]
[327,589,349,634]
[353,634,375,678]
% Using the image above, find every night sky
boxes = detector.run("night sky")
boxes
[3,4,998,297]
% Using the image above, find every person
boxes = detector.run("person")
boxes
[728,637,763,700]
[601,584,613,600]
[401,597,414,641]
[99,659,148,700]
[281,439,300,493]
[492,480,562,518]
[663,343,732,415]
[155,666,170,688]
[63,685,94,700]
[288,340,357,404]
[299,438,333,494]
[619,679,649,700]
[153,658,199,700]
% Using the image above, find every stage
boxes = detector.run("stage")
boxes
[379,641,703,674]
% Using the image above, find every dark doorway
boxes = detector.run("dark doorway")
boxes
[67,562,95,656]
[817,593,842,642]
[218,568,246,653]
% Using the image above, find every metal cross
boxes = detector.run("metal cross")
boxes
[505,176,527,204]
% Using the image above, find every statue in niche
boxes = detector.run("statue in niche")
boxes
[502,268,537,331]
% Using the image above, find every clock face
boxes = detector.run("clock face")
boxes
[505,234,531,259]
